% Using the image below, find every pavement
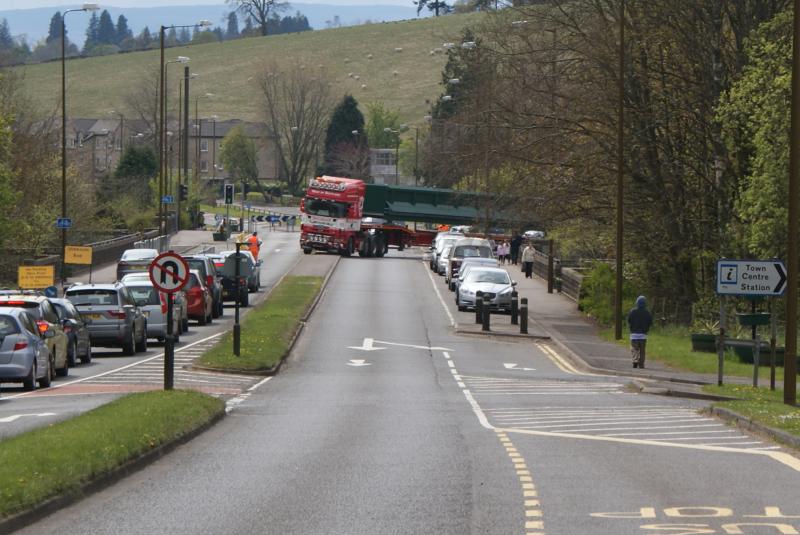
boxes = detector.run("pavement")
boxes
[454,260,755,397]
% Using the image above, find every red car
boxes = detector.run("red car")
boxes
[185,270,213,325]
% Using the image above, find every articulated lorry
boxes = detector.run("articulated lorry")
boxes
[299,176,482,257]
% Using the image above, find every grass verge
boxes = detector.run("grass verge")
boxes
[198,276,323,372]
[601,325,787,381]
[703,384,800,439]
[0,390,224,520]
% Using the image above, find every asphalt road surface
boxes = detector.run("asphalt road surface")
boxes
[0,226,301,438]
[16,251,800,534]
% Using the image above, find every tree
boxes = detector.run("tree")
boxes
[96,10,116,45]
[226,11,240,39]
[227,0,289,37]
[365,102,401,148]
[110,145,158,206]
[323,95,367,177]
[83,11,99,53]
[46,12,63,44]
[414,0,451,16]
[0,112,18,250]
[192,30,219,44]
[115,15,132,45]
[219,125,260,199]
[258,63,334,195]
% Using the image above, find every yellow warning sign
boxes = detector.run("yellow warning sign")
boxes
[18,265,55,289]
[65,245,93,265]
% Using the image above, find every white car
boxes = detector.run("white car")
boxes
[523,230,545,239]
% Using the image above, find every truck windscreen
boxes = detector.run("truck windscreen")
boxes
[304,198,350,218]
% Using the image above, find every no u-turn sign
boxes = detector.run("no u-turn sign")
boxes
[149,252,189,293]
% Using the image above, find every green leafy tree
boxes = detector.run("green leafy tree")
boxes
[0,113,18,250]
[115,15,132,45]
[83,11,99,53]
[414,0,451,16]
[323,95,367,176]
[365,102,401,148]
[97,10,116,45]
[46,12,63,44]
[226,11,240,39]
[220,125,262,199]
[112,145,158,207]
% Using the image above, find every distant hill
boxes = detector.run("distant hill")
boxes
[14,13,480,124]
[0,4,427,47]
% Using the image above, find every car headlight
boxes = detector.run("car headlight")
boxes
[500,287,513,295]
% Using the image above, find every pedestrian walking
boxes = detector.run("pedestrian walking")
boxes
[247,231,262,260]
[627,295,654,369]
[503,241,511,264]
[510,234,522,265]
[521,242,535,279]
[497,241,507,264]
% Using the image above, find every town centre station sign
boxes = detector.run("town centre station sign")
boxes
[716,259,787,296]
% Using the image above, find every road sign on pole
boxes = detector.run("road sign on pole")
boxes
[55,218,72,229]
[716,259,787,296]
[148,251,188,391]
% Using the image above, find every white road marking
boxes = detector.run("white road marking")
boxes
[504,363,536,371]
[225,377,272,413]
[424,261,456,327]
[347,338,385,351]
[0,412,56,423]
[347,359,372,367]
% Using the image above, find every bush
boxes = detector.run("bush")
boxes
[579,262,636,325]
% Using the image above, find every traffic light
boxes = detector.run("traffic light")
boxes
[224,184,234,205]
[179,184,188,202]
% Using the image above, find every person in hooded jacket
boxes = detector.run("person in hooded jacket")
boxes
[627,295,653,368]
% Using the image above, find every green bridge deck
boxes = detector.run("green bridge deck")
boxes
[362,184,486,225]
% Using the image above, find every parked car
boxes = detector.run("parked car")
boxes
[456,267,516,312]
[123,281,181,344]
[0,309,53,390]
[49,297,92,365]
[437,244,454,276]
[523,230,545,239]
[445,238,494,290]
[64,283,147,356]
[116,248,159,280]
[0,294,69,376]
[454,258,500,294]
[430,232,463,271]
[121,273,189,334]
[184,270,213,325]
[183,255,224,318]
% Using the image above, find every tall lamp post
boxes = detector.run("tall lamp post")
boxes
[164,56,189,231]
[61,3,99,284]
[383,127,401,185]
[159,21,209,234]
[193,93,213,184]
[614,0,625,340]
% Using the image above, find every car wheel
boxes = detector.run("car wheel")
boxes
[448,280,455,292]
[67,340,78,367]
[39,356,52,388]
[173,331,180,345]
[198,312,207,326]
[55,348,69,377]
[135,326,147,353]
[122,330,136,355]
[22,360,37,391]
[303,247,312,255]
[217,300,224,318]
[206,307,213,324]
[212,299,221,318]
[241,290,249,307]
[182,316,189,333]
[80,342,92,364]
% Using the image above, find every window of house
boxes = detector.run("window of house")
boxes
[200,139,209,152]
[375,151,395,166]
[200,160,208,172]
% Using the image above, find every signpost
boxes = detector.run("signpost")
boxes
[65,245,93,282]
[148,251,189,390]
[18,265,55,289]
[715,259,787,388]
[55,218,72,229]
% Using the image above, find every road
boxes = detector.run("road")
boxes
[15,251,800,534]
[0,225,302,438]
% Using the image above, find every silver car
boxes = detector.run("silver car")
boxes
[456,267,516,312]
[454,258,499,294]
[116,248,159,280]
[65,283,147,356]
[0,309,53,390]
[121,272,189,334]
[445,238,494,290]
[437,244,454,275]
[123,281,182,344]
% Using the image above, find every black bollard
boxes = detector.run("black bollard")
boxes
[476,291,484,324]
[511,290,518,325]
[482,294,491,331]
[520,297,528,334]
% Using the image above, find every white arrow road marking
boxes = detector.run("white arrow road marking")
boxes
[347,338,386,351]
[373,340,453,351]
[0,412,57,423]
[275,249,281,252]
[347,359,372,367]
[504,363,536,371]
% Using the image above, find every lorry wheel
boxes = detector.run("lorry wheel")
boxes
[358,237,369,257]
[303,248,312,255]
[375,236,385,258]
[341,237,353,257]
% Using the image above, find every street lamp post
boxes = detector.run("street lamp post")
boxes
[614,0,625,341]
[164,56,189,231]
[384,127,401,185]
[159,21,208,235]
[193,93,213,185]
[61,3,98,284]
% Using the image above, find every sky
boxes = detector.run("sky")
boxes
[0,0,410,8]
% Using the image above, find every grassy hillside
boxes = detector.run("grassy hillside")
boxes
[15,14,481,126]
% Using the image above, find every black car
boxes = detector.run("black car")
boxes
[50,297,92,365]
[183,255,224,318]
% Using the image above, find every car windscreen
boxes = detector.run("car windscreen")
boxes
[127,286,161,306]
[0,315,19,337]
[466,271,510,284]
[52,302,71,320]
[66,289,120,307]
[304,198,349,218]
[454,245,492,258]
[186,259,207,276]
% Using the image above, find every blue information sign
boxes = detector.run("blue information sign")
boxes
[162,195,175,204]
[55,217,72,229]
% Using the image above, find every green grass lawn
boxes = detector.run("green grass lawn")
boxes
[16,14,481,125]
[198,276,323,372]
[0,390,223,519]
[601,325,787,382]
[703,384,800,439]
